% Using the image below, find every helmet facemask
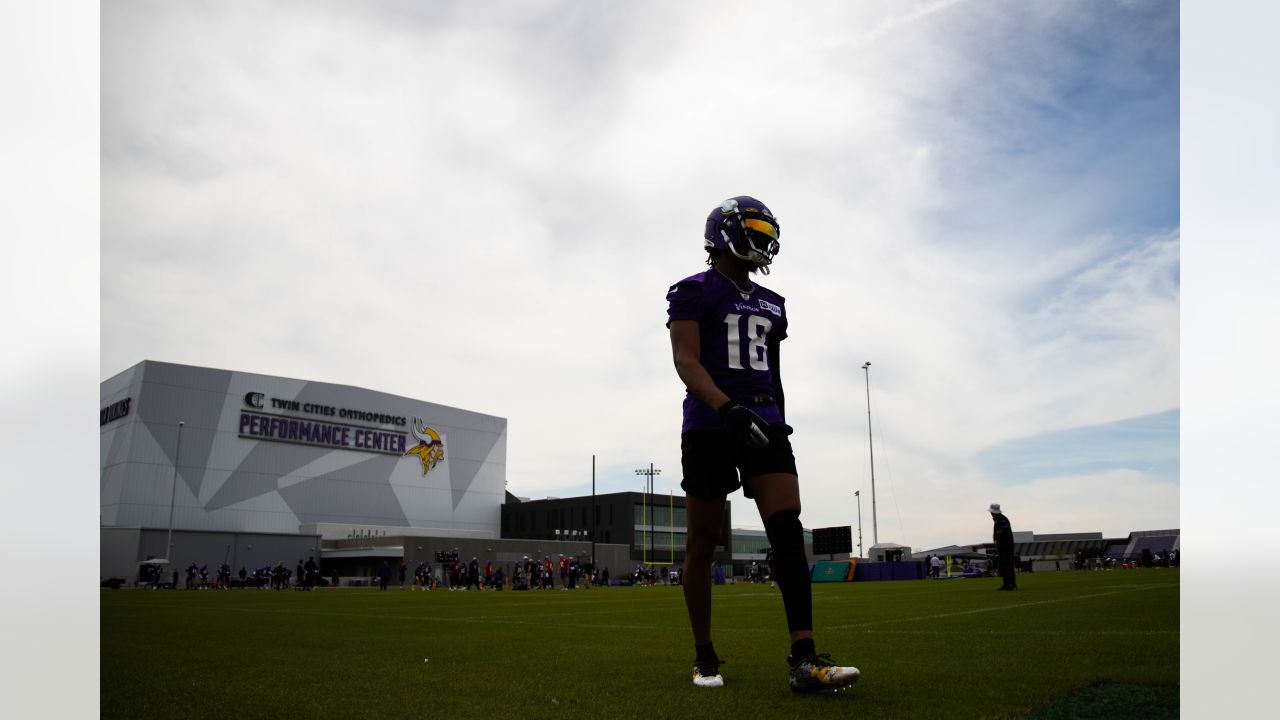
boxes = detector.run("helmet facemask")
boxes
[723,211,780,275]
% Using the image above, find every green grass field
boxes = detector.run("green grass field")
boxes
[101,569,1178,719]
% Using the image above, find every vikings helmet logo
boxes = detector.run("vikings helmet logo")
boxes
[404,417,445,476]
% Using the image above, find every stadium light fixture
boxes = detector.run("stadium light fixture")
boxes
[855,490,863,559]
[591,455,596,573]
[862,362,878,546]
[635,464,661,561]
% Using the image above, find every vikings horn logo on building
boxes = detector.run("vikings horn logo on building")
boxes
[403,417,445,475]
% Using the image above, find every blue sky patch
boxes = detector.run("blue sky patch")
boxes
[978,408,1179,485]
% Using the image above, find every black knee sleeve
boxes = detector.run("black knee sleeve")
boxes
[764,509,813,633]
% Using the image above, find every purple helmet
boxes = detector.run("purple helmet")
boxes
[703,195,781,274]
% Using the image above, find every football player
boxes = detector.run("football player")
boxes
[667,196,860,692]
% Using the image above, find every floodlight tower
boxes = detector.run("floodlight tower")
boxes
[855,490,864,559]
[591,455,596,568]
[634,464,661,561]
[862,362,878,546]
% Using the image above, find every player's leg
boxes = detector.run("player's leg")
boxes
[747,464,860,692]
[684,492,727,687]
[746,472,812,646]
[680,428,736,687]
[999,551,1016,589]
[684,493,726,646]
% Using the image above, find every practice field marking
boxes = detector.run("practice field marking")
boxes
[824,583,1175,631]
[109,602,666,631]
[853,629,1179,637]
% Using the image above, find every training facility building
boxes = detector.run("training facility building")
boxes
[501,492,730,568]
[501,494,815,577]
[104,361,526,582]
[101,362,1176,586]
[99,360,806,586]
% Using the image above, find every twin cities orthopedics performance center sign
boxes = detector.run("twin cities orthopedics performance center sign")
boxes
[238,392,409,456]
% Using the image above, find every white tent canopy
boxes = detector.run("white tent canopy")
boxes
[914,545,989,560]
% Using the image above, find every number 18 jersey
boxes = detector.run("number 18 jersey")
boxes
[666,269,788,433]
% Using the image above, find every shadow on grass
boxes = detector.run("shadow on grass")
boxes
[1026,682,1177,720]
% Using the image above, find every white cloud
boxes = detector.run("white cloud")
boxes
[101,0,1179,550]
[992,469,1178,538]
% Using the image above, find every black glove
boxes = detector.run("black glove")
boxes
[717,401,770,448]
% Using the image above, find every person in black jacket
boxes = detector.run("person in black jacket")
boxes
[990,503,1017,590]
[377,561,390,591]
[304,557,319,590]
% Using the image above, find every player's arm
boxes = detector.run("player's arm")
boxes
[669,319,732,411]
[670,319,769,447]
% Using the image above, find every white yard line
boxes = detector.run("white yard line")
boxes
[824,584,1175,631]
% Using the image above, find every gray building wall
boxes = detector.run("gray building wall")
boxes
[100,361,507,537]
[101,527,141,580]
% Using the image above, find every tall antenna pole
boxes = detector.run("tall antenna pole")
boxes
[166,421,185,562]
[862,362,878,546]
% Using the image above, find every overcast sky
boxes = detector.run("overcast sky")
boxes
[101,0,1179,551]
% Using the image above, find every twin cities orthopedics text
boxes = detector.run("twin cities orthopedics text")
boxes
[238,410,408,455]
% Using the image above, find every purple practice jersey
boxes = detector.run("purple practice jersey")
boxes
[666,269,787,432]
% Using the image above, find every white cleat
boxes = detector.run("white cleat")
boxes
[693,659,725,688]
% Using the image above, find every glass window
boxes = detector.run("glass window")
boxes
[635,502,687,527]
[731,535,772,554]
[634,531,687,553]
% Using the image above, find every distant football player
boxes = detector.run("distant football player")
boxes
[667,196,860,692]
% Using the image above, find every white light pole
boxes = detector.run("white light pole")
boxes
[166,421,185,563]
[855,490,863,559]
[862,362,878,546]
[591,455,596,570]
